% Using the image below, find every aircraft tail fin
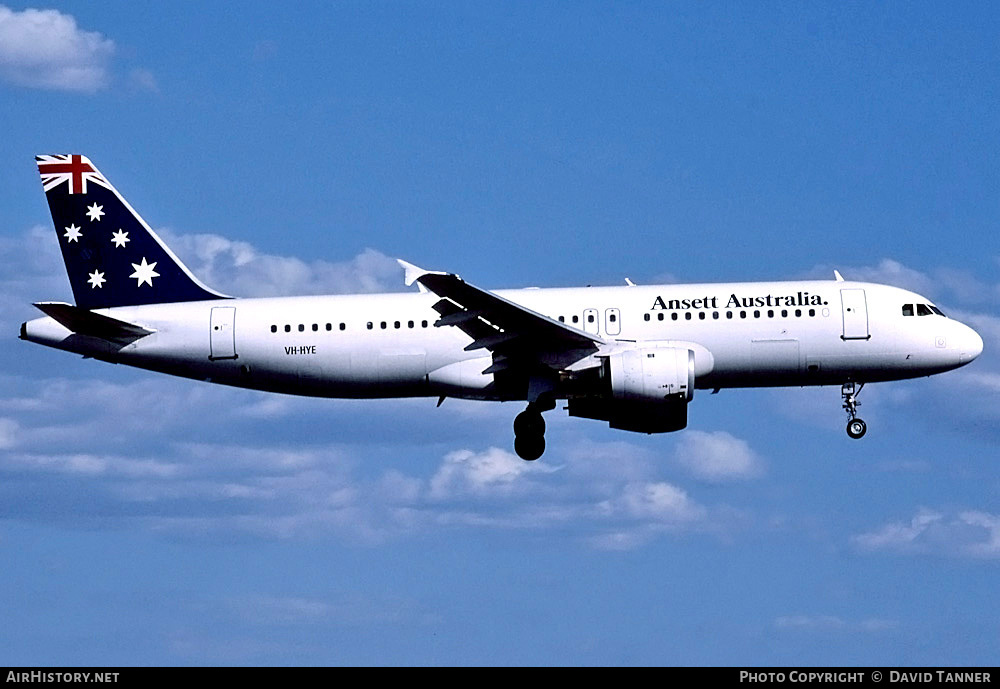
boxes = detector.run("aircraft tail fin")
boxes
[36,155,229,310]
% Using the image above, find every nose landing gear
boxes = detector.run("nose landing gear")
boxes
[842,382,867,439]
[513,399,552,461]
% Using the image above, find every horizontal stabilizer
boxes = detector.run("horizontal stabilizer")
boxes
[34,302,153,343]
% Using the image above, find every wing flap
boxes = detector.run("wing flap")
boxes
[403,264,603,372]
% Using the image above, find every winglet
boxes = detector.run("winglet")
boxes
[397,259,450,293]
[397,259,426,287]
[833,270,845,282]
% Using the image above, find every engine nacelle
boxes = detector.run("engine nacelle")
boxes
[607,347,694,403]
[567,346,695,434]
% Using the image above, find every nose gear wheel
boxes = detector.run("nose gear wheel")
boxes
[842,382,867,439]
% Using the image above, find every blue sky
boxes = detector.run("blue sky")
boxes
[1,2,998,666]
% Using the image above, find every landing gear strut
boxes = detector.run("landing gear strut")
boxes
[842,382,867,439]
[513,400,551,461]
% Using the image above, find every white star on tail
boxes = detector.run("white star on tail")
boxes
[86,203,104,222]
[111,229,130,248]
[87,270,106,289]
[63,224,82,242]
[130,257,160,287]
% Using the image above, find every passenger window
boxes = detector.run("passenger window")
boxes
[298,324,305,332]
[609,313,617,323]
[698,312,706,320]
[340,323,346,331]
[740,311,747,319]
[685,313,692,320]
[726,311,733,319]
[753,310,760,318]
[325,323,332,331]
[643,313,650,322]
[312,323,318,332]
[781,310,787,317]
[902,304,914,316]
[808,309,816,317]
[367,322,373,330]
[394,321,401,329]
[270,325,277,333]
[572,315,579,324]
[587,314,595,323]
[767,310,774,318]
[422,320,428,328]
[408,320,414,328]
[712,311,719,319]
[658,313,665,321]
[381,322,387,329]
[559,316,566,322]
[916,304,932,316]
[795,309,801,317]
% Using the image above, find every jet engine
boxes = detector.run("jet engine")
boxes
[567,346,695,433]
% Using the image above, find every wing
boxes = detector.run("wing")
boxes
[399,261,602,375]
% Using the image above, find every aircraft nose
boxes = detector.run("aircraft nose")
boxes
[960,323,984,363]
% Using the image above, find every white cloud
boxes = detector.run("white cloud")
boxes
[0,225,71,331]
[3,451,181,478]
[853,509,1000,559]
[227,592,437,630]
[127,67,158,93]
[807,259,933,295]
[774,615,897,632]
[428,446,554,499]
[0,6,114,92]
[806,258,1000,307]
[586,530,654,551]
[1,225,408,335]
[157,230,406,297]
[609,481,706,522]
[775,615,846,630]
[673,430,765,481]
[0,417,18,449]
[0,379,728,546]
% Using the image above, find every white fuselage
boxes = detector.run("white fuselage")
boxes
[21,279,983,402]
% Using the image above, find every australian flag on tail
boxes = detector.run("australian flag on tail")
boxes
[36,155,229,310]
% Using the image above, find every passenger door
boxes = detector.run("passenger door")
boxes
[209,306,237,360]
[840,289,870,340]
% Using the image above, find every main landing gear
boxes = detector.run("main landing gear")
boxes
[842,382,867,439]
[513,400,553,461]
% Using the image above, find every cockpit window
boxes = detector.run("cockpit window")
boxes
[903,303,945,317]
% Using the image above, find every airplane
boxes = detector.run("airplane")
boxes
[21,155,984,461]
